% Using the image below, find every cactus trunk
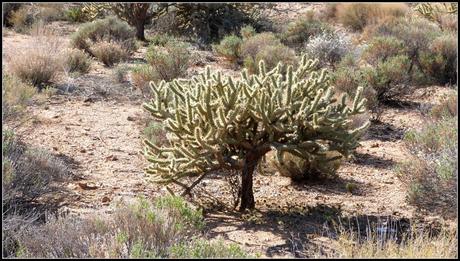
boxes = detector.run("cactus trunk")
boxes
[239,152,258,211]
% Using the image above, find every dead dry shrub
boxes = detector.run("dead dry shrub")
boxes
[6,29,64,89]
[91,41,129,67]
[430,92,458,120]
[8,5,33,33]
[336,3,408,31]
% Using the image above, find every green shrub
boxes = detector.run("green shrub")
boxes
[70,16,137,56]
[280,12,333,50]
[65,48,91,74]
[240,25,256,40]
[131,64,156,96]
[145,40,191,82]
[362,36,407,65]
[360,55,411,101]
[246,44,296,74]
[419,33,457,85]
[170,238,249,258]
[240,32,280,60]
[92,41,129,67]
[213,34,243,64]
[2,73,37,119]
[13,196,206,258]
[65,6,88,23]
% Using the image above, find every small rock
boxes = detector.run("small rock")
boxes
[127,116,136,121]
[371,143,379,148]
[102,196,111,203]
[65,126,71,130]
[78,182,98,190]
[44,105,50,110]
[52,147,59,151]
[80,148,87,153]
[105,155,118,161]
[52,114,60,119]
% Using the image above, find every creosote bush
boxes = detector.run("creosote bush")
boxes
[2,72,37,119]
[71,16,137,59]
[142,54,369,211]
[213,35,243,64]
[280,11,333,50]
[145,39,191,82]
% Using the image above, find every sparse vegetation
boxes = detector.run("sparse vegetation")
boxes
[2,3,458,259]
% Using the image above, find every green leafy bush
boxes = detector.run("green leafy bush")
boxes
[280,12,333,50]
[246,44,296,74]
[65,6,88,23]
[240,25,256,40]
[145,40,191,82]
[213,35,243,64]
[362,36,407,64]
[2,73,36,119]
[70,16,137,57]
[170,239,249,258]
[419,33,457,85]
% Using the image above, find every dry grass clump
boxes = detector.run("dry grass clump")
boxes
[6,30,64,89]
[64,48,92,74]
[91,41,130,67]
[396,114,457,219]
[331,224,457,258]
[335,3,408,31]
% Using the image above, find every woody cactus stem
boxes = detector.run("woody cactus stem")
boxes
[142,54,370,211]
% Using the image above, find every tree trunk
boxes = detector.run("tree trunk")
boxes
[239,152,259,211]
[135,21,146,41]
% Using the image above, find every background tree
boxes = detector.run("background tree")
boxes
[142,54,370,211]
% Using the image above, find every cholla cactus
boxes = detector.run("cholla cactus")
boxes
[142,54,370,211]
[414,3,458,27]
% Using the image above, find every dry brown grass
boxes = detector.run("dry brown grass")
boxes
[331,224,457,258]
[335,3,408,31]
[6,26,65,89]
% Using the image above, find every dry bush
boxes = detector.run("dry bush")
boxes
[8,5,33,33]
[304,31,353,68]
[430,92,458,120]
[3,3,23,27]
[2,72,37,120]
[336,3,408,31]
[35,3,66,23]
[6,30,64,89]
[64,48,92,74]
[113,63,130,83]
[331,223,457,258]
[145,40,191,82]
[240,25,256,40]
[396,116,457,218]
[91,41,129,67]
[143,121,168,148]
